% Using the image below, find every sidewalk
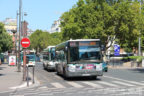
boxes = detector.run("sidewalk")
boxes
[108,61,143,69]
[0,64,23,92]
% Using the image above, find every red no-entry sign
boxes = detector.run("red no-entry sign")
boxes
[21,38,30,48]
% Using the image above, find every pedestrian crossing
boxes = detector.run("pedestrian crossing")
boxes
[37,80,144,90]
[9,80,144,96]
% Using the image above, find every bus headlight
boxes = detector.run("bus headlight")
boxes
[68,65,76,72]
[96,63,102,71]
[49,61,54,66]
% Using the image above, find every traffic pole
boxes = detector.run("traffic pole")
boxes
[23,48,26,81]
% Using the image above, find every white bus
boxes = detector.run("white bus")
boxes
[55,39,103,79]
[42,46,56,71]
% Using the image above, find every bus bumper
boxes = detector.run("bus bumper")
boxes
[66,70,103,77]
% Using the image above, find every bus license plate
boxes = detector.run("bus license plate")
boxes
[82,74,90,76]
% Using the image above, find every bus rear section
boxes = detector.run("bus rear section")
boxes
[55,39,103,78]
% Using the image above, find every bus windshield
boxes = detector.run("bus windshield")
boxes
[26,55,35,61]
[70,46,102,63]
[51,48,55,61]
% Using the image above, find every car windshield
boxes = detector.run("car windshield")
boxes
[70,46,102,63]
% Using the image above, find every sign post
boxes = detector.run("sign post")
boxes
[114,44,120,56]
[21,38,30,83]
[113,44,120,67]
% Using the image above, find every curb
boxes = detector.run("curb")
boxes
[8,71,40,92]
[108,66,143,69]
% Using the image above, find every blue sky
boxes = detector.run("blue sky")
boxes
[0,0,78,31]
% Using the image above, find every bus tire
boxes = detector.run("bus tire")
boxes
[56,66,60,75]
[43,64,46,70]
[63,68,68,80]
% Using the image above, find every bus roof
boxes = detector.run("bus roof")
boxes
[68,39,100,42]
[43,46,55,52]
[56,39,101,48]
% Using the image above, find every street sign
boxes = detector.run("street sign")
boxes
[21,38,30,48]
[114,44,120,56]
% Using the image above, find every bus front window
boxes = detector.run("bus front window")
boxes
[79,46,101,61]
[70,46,102,63]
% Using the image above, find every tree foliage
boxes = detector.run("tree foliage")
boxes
[0,22,13,53]
[29,30,62,53]
[60,0,144,53]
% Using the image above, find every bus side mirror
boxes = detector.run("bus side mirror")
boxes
[101,45,105,51]
[65,47,68,51]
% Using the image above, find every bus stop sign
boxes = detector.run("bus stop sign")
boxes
[21,38,30,48]
[114,44,120,56]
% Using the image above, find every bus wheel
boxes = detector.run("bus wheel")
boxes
[43,64,46,70]
[56,66,60,75]
[63,68,68,80]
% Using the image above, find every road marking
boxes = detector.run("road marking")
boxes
[104,75,144,86]
[82,82,103,88]
[97,81,119,87]
[112,81,135,86]
[51,82,66,88]
[67,82,84,88]
[38,86,48,89]
[126,81,144,86]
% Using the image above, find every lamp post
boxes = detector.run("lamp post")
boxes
[11,30,17,55]
[18,0,22,72]
[138,1,141,56]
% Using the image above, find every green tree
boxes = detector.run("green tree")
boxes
[0,22,13,53]
[61,0,143,53]
[29,30,62,53]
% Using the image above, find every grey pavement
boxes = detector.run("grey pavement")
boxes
[0,63,23,92]
[2,62,144,96]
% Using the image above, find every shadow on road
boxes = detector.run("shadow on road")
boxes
[0,67,6,70]
[55,73,101,81]
[0,74,5,76]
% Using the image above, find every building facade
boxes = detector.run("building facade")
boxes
[3,18,17,36]
[50,19,61,33]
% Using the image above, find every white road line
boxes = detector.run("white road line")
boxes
[51,82,66,88]
[38,86,48,89]
[67,82,84,88]
[82,82,103,88]
[112,81,135,86]
[126,81,144,85]
[104,75,144,86]
[103,75,130,82]
[97,81,119,87]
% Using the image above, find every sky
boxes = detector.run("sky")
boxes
[0,0,78,31]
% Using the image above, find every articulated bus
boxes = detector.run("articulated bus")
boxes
[42,46,56,71]
[55,39,103,79]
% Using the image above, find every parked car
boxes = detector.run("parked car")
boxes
[102,62,108,72]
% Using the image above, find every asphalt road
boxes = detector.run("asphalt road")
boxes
[4,62,144,96]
